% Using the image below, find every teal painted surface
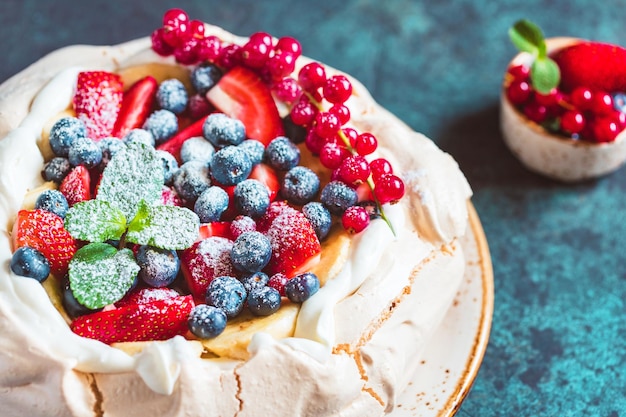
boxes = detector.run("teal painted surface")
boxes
[2,0,626,415]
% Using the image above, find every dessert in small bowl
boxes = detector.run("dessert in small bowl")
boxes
[500,20,626,182]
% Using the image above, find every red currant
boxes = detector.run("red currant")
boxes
[506,80,531,105]
[375,174,405,204]
[560,110,585,135]
[354,133,378,156]
[162,8,190,47]
[319,142,350,169]
[535,88,562,107]
[151,28,174,56]
[314,112,341,138]
[591,91,614,116]
[189,20,206,40]
[266,51,297,81]
[591,116,622,143]
[174,38,199,65]
[272,77,302,104]
[523,101,548,123]
[196,35,222,62]
[276,36,302,58]
[508,64,530,82]
[341,127,359,148]
[241,33,273,69]
[569,87,593,110]
[305,129,326,154]
[290,96,317,126]
[338,155,371,185]
[323,75,353,104]
[218,44,243,70]
[370,158,393,180]
[342,206,370,234]
[298,62,326,92]
[329,104,350,126]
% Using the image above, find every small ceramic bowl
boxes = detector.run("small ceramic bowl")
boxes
[500,37,626,182]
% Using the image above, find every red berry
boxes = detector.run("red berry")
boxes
[151,28,175,56]
[508,64,530,82]
[341,206,370,234]
[162,8,190,47]
[354,132,378,156]
[268,272,289,296]
[174,38,199,65]
[266,51,297,81]
[290,96,317,126]
[276,37,302,58]
[506,80,531,105]
[370,158,393,180]
[329,104,350,126]
[591,91,614,115]
[272,77,302,104]
[304,129,325,154]
[319,142,350,169]
[189,20,205,39]
[196,35,222,62]
[591,116,622,143]
[241,33,273,69]
[314,111,340,138]
[569,87,593,110]
[523,101,548,123]
[375,174,405,204]
[188,94,213,120]
[535,88,562,107]
[298,62,327,92]
[338,155,371,185]
[323,75,352,104]
[341,127,359,148]
[560,110,585,135]
[217,44,243,70]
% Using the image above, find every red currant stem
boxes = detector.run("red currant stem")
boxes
[302,91,396,236]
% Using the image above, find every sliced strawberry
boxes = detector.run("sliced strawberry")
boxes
[249,163,280,202]
[73,71,124,140]
[257,201,321,277]
[552,41,626,92]
[111,75,158,139]
[156,115,207,162]
[71,294,194,344]
[115,287,181,308]
[206,66,284,146]
[11,209,78,276]
[60,165,91,206]
[180,236,236,302]
[198,221,233,241]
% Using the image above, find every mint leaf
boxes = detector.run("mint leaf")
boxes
[69,243,139,310]
[531,56,561,94]
[64,200,127,242]
[509,19,546,57]
[126,200,200,250]
[97,142,164,220]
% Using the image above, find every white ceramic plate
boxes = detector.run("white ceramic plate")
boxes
[391,203,494,416]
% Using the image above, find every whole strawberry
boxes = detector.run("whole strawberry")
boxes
[73,71,124,140]
[552,41,626,92]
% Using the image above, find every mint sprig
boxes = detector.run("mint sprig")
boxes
[64,200,127,242]
[126,200,199,249]
[69,243,139,309]
[509,19,560,94]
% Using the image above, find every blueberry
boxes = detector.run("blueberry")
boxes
[282,115,307,144]
[99,136,127,166]
[264,136,300,171]
[188,304,227,339]
[143,109,178,145]
[136,245,180,288]
[49,117,87,157]
[61,274,102,318]
[239,271,270,294]
[42,157,71,184]
[173,160,211,203]
[194,186,229,223]
[230,231,272,273]
[239,139,265,166]
[35,189,69,219]
[248,287,281,316]
[210,145,253,186]
[613,92,626,113]
[191,64,223,94]
[180,136,216,165]
[68,136,103,168]
[206,276,247,318]
[233,179,270,218]
[320,180,358,216]
[157,79,189,114]
[281,166,320,205]
[302,202,332,240]
[156,149,179,185]
[10,246,50,282]
[123,128,155,148]
[202,113,246,147]
[285,272,320,303]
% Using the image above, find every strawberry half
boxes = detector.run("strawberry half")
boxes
[71,294,194,344]
[11,209,78,276]
[197,221,234,241]
[73,71,124,140]
[552,41,626,92]
[111,75,158,139]
[257,201,321,277]
[59,165,91,206]
[156,115,207,162]
[180,236,236,302]
[115,287,181,308]
[206,66,284,146]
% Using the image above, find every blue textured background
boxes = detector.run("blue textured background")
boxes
[2,0,626,415]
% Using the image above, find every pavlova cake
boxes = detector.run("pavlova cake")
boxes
[0,8,472,417]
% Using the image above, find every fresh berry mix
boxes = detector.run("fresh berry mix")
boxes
[506,19,626,143]
[10,8,407,347]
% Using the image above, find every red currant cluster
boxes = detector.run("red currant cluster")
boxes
[506,64,626,143]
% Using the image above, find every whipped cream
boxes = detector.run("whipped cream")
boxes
[0,25,472,417]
